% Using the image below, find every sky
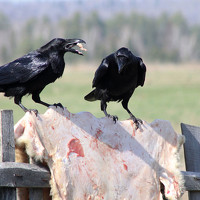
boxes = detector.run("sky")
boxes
[0,0,61,2]
[0,0,76,1]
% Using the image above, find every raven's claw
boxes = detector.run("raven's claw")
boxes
[107,114,118,123]
[28,109,38,116]
[133,118,143,130]
[53,103,64,109]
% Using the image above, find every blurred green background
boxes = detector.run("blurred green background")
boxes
[1,63,199,135]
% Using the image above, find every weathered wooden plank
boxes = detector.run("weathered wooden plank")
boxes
[182,171,200,191]
[0,188,16,200]
[0,110,15,162]
[29,157,48,199]
[0,162,50,188]
[0,110,16,200]
[181,123,200,200]
[29,188,44,200]
[181,123,200,172]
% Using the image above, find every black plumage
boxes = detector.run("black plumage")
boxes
[84,47,146,129]
[0,38,86,112]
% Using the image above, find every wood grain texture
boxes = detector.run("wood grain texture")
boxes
[0,110,15,162]
[0,162,50,188]
[0,188,16,200]
[181,123,200,200]
[0,110,16,200]
[182,171,200,191]
[181,123,200,172]
[29,157,50,199]
[29,188,44,200]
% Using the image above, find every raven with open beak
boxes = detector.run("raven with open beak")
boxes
[0,38,86,112]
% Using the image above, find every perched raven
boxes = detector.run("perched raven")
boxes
[84,47,146,129]
[0,38,86,112]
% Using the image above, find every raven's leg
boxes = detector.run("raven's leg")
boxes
[14,96,38,116]
[32,92,64,108]
[14,96,38,115]
[122,98,142,129]
[100,100,118,123]
[32,92,50,107]
[14,96,28,112]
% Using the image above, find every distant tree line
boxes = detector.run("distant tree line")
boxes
[0,11,199,65]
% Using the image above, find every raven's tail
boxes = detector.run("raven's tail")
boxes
[84,89,97,101]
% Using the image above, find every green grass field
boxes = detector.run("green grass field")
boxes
[0,62,200,134]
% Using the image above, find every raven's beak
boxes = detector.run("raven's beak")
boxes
[116,56,127,74]
[65,39,87,55]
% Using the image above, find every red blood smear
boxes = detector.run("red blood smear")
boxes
[96,129,103,139]
[123,164,128,171]
[130,121,135,136]
[68,138,84,158]
[92,129,103,149]
[122,159,128,171]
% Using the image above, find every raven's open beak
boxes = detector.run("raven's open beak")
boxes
[65,39,87,55]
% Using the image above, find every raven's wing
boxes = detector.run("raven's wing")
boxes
[0,51,49,85]
[92,58,109,88]
[137,60,146,87]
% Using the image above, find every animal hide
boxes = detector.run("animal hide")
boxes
[14,107,185,200]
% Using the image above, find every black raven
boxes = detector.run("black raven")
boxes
[84,47,146,129]
[0,38,86,112]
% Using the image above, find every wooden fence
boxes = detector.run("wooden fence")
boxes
[0,109,199,200]
[0,110,50,200]
[181,123,200,200]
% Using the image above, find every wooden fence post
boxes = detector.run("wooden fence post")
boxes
[181,123,200,200]
[28,159,47,199]
[0,110,16,200]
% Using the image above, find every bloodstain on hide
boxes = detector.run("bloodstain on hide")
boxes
[123,163,128,171]
[67,138,85,158]
[29,122,32,127]
[95,128,103,139]
[122,160,128,171]
[130,121,135,136]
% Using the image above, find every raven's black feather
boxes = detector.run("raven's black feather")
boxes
[0,52,48,85]
[84,47,146,129]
